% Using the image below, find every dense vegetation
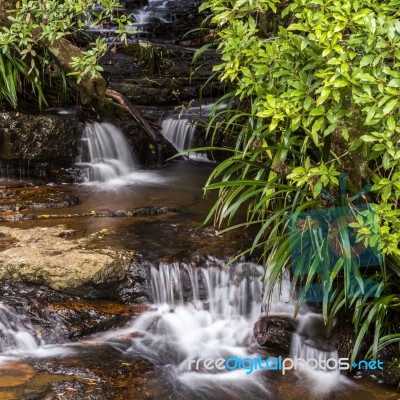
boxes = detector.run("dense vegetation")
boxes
[200,0,400,362]
[1,0,399,367]
[0,0,131,108]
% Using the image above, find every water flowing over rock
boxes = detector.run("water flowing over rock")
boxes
[161,118,196,153]
[122,0,205,40]
[289,312,355,397]
[160,102,224,159]
[0,302,41,354]
[96,261,272,399]
[77,122,139,182]
[0,109,172,182]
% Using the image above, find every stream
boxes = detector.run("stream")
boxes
[0,4,398,397]
[0,149,398,399]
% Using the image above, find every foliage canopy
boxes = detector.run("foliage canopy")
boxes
[200,0,400,361]
[0,0,132,108]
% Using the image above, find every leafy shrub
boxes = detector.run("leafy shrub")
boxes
[200,0,400,361]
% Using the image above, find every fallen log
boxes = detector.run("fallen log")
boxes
[105,88,165,144]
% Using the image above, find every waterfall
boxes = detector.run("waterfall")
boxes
[289,311,354,395]
[160,102,225,160]
[99,261,271,399]
[77,122,138,183]
[126,0,171,38]
[0,302,40,353]
[161,118,197,153]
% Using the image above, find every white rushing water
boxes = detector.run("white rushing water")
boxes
[131,0,169,24]
[99,261,269,399]
[102,262,353,399]
[0,302,69,362]
[76,122,165,187]
[77,122,138,183]
[0,302,40,353]
[161,118,197,152]
[160,103,225,161]
[0,262,365,398]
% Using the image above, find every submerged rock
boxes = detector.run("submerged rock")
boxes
[0,225,148,302]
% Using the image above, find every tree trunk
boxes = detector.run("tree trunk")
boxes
[48,39,107,105]
[105,89,164,143]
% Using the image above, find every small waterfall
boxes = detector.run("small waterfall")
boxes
[291,313,338,364]
[99,262,271,399]
[76,122,138,183]
[161,118,197,154]
[160,103,225,160]
[0,302,41,354]
[126,0,171,38]
[289,313,354,396]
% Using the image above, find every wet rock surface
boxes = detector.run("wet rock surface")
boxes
[0,112,84,182]
[0,107,173,182]
[0,112,83,164]
[0,225,148,302]
[33,352,160,400]
[0,206,179,222]
[0,353,159,400]
[254,315,297,353]
[0,281,148,341]
[0,185,79,212]
[101,44,223,107]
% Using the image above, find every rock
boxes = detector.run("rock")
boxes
[329,312,357,360]
[0,105,177,182]
[0,280,148,343]
[253,315,297,353]
[0,112,83,162]
[0,185,79,212]
[378,346,400,386]
[0,225,148,302]
[0,361,36,388]
[0,111,84,182]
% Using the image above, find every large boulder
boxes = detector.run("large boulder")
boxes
[0,225,148,302]
[0,112,83,162]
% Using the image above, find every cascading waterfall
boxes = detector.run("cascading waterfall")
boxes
[76,122,138,183]
[0,301,70,363]
[161,118,197,153]
[132,0,168,24]
[126,0,171,38]
[0,302,40,354]
[0,262,370,398]
[100,261,271,399]
[289,308,355,395]
[160,103,224,160]
[98,262,355,398]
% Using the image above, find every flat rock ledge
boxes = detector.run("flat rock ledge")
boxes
[0,225,148,302]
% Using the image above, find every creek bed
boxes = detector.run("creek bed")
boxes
[0,160,398,399]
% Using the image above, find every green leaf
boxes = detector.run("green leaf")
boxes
[316,87,331,106]
[382,99,398,115]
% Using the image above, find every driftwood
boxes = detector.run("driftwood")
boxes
[105,88,165,144]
